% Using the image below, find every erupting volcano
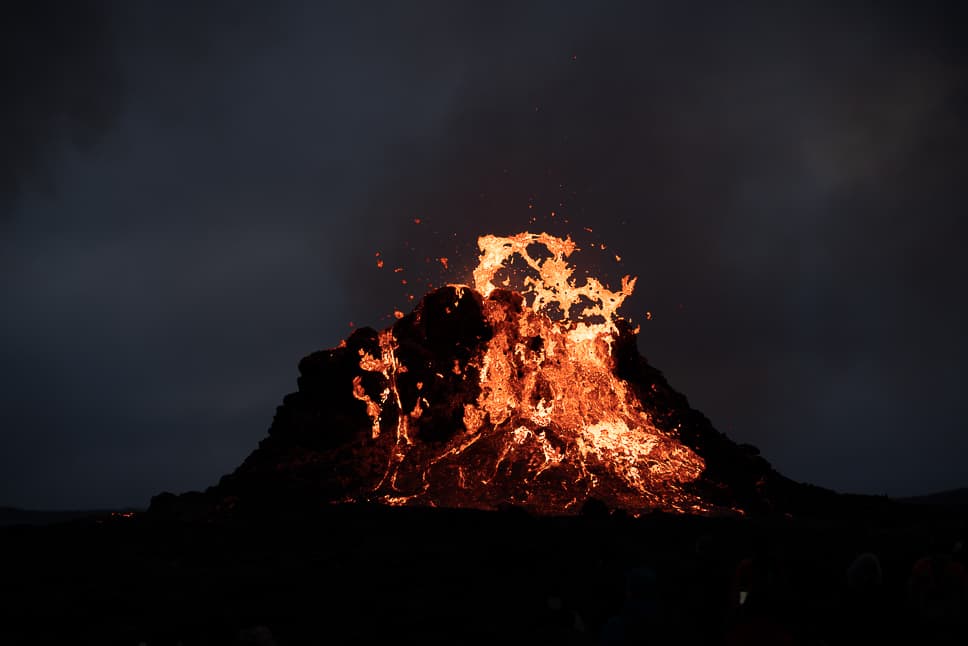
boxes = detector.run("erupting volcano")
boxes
[350,232,707,513]
[154,232,799,519]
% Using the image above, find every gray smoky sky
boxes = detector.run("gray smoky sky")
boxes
[2,1,967,509]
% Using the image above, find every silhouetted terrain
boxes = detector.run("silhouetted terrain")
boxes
[0,506,123,527]
[151,285,887,523]
[1,503,965,644]
[897,488,968,508]
[5,284,965,644]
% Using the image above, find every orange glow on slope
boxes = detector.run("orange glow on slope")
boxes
[349,232,708,514]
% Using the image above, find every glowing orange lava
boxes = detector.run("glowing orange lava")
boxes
[349,232,709,514]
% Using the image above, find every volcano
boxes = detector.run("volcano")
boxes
[152,233,816,519]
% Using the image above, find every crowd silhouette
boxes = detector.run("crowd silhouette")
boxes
[531,513,967,645]
[3,504,965,644]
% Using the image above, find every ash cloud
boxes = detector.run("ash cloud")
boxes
[2,1,967,508]
[0,2,125,215]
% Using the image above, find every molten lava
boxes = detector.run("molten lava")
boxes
[347,232,709,514]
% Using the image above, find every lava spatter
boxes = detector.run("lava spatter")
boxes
[346,232,708,514]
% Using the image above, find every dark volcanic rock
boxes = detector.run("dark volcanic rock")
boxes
[150,285,866,520]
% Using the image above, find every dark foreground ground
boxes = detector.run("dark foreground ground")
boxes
[1,502,966,645]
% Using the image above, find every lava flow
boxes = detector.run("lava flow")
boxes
[344,232,710,514]
[152,230,792,520]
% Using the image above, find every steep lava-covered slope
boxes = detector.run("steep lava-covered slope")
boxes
[152,233,814,519]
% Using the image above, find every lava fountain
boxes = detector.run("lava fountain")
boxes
[343,232,709,514]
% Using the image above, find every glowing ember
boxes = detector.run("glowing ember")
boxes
[345,232,709,514]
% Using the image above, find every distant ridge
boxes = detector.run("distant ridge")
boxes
[0,507,138,527]
[895,487,968,507]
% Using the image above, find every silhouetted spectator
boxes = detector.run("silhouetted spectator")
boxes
[532,545,591,644]
[238,624,276,645]
[908,537,967,645]
[847,552,883,591]
[725,535,794,645]
[835,551,888,645]
[573,542,624,636]
[535,593,589,644]
[729,533,789,610]
[677,534,731,644]
[600,567,661,645]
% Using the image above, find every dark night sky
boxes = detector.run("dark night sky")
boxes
[3,1,967,509]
